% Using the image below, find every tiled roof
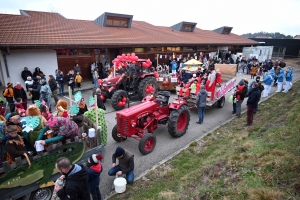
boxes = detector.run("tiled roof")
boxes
[0,10,258,46]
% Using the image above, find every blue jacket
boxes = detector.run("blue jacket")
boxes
[87,163,103,190]
[171,61,178,71]
[269,68,275,79]
[246,88,260,108]
[263,74,273,86]
[277,70,284,83]
[285,68,293,82]
[56,74,65,84]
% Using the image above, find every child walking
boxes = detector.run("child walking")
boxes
[75,72,83,88]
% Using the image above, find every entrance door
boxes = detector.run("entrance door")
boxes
[95,54,109,66]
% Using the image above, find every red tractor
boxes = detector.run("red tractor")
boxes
[111,91,191,155]
[98,58,159,111]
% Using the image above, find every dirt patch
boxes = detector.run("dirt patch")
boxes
[159,190,175,198]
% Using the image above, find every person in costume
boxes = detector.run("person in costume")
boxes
[205,69,217,100]
[56,99,69,118]
[37,116,79,146]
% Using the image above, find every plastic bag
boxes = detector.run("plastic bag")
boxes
[229,95,235,102]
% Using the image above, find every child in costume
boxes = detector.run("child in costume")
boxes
[56,99,68,118]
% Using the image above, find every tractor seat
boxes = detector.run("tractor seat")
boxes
[158,91,171,97]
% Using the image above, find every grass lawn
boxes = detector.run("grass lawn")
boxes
[110,80,300,200]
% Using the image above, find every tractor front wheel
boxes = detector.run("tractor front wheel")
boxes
[167,105,190,138]
[111,90,128,111]
[138,133,156,155]
[112,125,127,142]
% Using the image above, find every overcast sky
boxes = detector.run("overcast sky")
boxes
[0,0,299,36]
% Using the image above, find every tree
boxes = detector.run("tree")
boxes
[241,32,293,39]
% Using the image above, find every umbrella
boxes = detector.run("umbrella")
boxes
[184,59,203,65]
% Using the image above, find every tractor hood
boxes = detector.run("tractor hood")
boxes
[116,100,157,118]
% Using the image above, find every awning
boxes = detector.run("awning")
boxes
[184,59,203,65]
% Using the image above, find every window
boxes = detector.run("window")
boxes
[56,50,67,55]
[222,27,232,34]
[147,47,158,52]
[81,49,90,55]
[167,47,181,51]
[94,49,108,54]
[181,24,193,32]
[134,48,144,53]
[183,46,195,51]
[68,49,78,55]
[106,16,129,27]
[123,48,132,53]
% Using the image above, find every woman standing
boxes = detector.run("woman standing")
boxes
[74,63,81,75]
[13,82,27,110]
[66,70,75,94]
[40,79,52,109]
[32,67,44,78]
[48,75,59,106]
[56,71,65,96]
[93,68,99,88]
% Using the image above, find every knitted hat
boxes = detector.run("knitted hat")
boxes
[7,82,13,87]
[115,146,125,157]
[6,125,17,134]
[89,154,103,165]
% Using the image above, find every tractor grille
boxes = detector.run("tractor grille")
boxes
[117,116,129,133]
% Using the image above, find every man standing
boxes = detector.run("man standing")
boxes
[195,85,207,124]
[91,62,96,84]
[54,157,91,200]
[235,79,248,117]
[108,146,134,186]
[246,83,260,126]
[21,67,33,82]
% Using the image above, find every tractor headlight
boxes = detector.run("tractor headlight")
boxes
[131,122,136,127]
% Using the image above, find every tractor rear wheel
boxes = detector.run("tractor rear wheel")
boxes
[138,76,158,100]
[138,133,156,155]
[167,105,190,138]
[111,90,128,111]
[112,125,127,142]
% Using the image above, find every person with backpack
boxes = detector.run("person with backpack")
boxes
[3,82,15,112]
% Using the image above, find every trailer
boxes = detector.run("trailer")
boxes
[0,116,104,200]
[176,64,237,108]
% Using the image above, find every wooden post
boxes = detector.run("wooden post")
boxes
[157,54,159,69]
[68,86,72,107]
[94,95,99,145]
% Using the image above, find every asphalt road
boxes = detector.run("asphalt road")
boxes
[60,71,300,199]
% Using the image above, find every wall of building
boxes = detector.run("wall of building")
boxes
[251,38,300,58]
[0,51,8,86]
[6,49,58,88]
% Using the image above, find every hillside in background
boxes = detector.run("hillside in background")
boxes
[241,32,294,39]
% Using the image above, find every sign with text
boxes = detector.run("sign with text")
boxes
[216,77,236,99]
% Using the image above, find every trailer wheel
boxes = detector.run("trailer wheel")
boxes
[111,90,128,111]
[217,96,225,108]
[30,187,53,200]
[138,76,158,100]
[138,133,156,155]
[168,105,190,138]
[112,125,127,142]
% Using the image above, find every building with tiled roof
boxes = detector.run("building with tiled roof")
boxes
[0,10,257,86]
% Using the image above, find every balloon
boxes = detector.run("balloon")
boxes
[118,101,122,107]
[127,53,130,57]
[100,95,104,100]
[122,102,126,106]
[117,55,122,60]
[122,54,125,58]
[153,71,159,78]
[133,56,138,61]
[97,79,103,85]
[142,62,150,68]
[146,88,150,94]
[131,53,135,57]
[146,60,151,64]
[151,87,155,92]
[132,61,136,64]
[122,97,127,102]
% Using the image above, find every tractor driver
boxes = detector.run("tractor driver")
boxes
[108,146,134,189]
